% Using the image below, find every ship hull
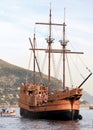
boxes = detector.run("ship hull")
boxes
[20,107,81,120]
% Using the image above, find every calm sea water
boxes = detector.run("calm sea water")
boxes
[0,107,93,130]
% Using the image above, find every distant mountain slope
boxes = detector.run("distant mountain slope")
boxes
[82,91,93,104]
[0,59,92,106]
[0,59,32,90]
[0,59,61,105]
[0,59,30,105]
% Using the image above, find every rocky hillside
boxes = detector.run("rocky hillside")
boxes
[0,59,27,105]
[0,59,61,106]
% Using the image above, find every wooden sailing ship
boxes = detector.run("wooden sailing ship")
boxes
[19,8,92,120]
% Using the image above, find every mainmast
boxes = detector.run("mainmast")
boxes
[36,5,61,91]
[60,8,68,90]
[46,7,54,90]
[35,5,63,91]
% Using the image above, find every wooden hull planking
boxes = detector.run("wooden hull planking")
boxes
[19,99,82,120]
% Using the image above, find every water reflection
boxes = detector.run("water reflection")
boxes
[19,117,81,130]
[0,108,93,130]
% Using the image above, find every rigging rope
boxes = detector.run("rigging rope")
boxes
[66,54,74,88]
[56,53,63,78]
[77,55,92,73]
[52,51,63,91]
[69,55,85,80]
[69,42,91,74]
[35,40,43,83]
[41,45,49,77]
[26,51,32,83]
[51,49,56,77]
[41,52,47,75]
[51,48,59,91]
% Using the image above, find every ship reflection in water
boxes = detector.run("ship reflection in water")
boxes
[0,108,93,130]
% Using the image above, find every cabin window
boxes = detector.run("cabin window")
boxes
[28,91,33,96]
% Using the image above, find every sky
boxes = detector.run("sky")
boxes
[0,0,93,95]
